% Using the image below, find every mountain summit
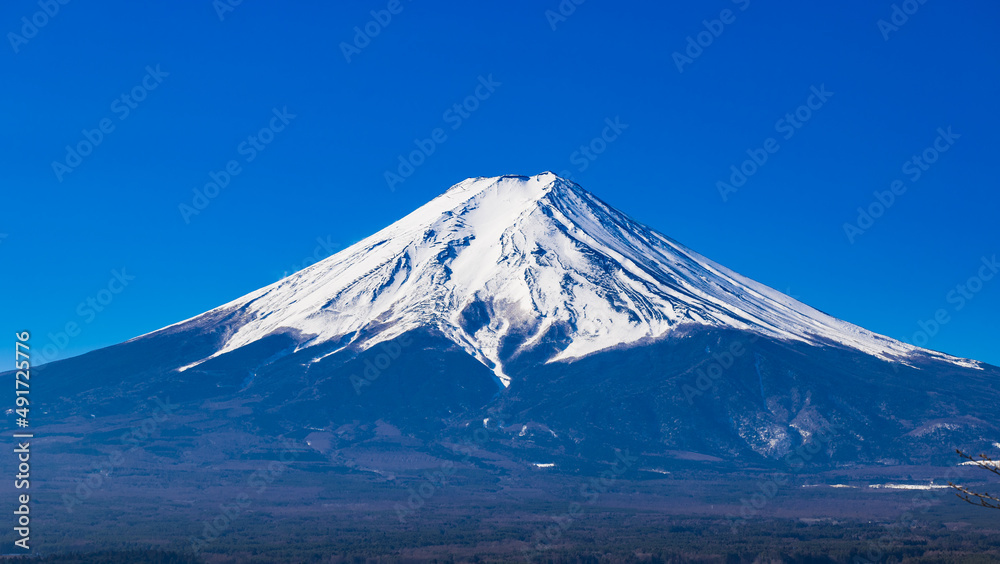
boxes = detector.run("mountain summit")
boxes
[26,173,1000,471]
[156,172,979,387]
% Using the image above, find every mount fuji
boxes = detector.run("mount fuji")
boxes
[26,173,999,470]
[138,172,979,382]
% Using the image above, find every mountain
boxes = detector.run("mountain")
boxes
[25,173,999,472]
[134,172,981,381]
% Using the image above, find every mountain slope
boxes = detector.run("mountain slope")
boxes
[145,172,980,387]
[18,172,1000,477]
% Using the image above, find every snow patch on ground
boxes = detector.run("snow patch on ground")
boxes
[868,483,952,490]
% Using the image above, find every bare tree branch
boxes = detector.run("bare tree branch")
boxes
[950,449,1000,511]
[955,449,1000,478]
[949,482,1000,510]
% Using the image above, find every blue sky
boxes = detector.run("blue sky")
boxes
[3,0,998,368]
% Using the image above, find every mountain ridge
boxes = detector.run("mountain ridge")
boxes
[16,173,999,473]
[134,172,982,387]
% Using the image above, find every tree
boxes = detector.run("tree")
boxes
[949,449,1000,510]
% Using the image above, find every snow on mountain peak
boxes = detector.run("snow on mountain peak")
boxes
[163,173,980,385]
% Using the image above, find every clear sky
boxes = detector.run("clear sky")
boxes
[3,0,998,368]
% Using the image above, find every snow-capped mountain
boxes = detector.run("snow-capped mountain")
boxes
[154,172,979,386]
[25,172,1000,471]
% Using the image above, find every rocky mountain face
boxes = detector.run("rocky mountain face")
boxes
[23,173,998,473]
